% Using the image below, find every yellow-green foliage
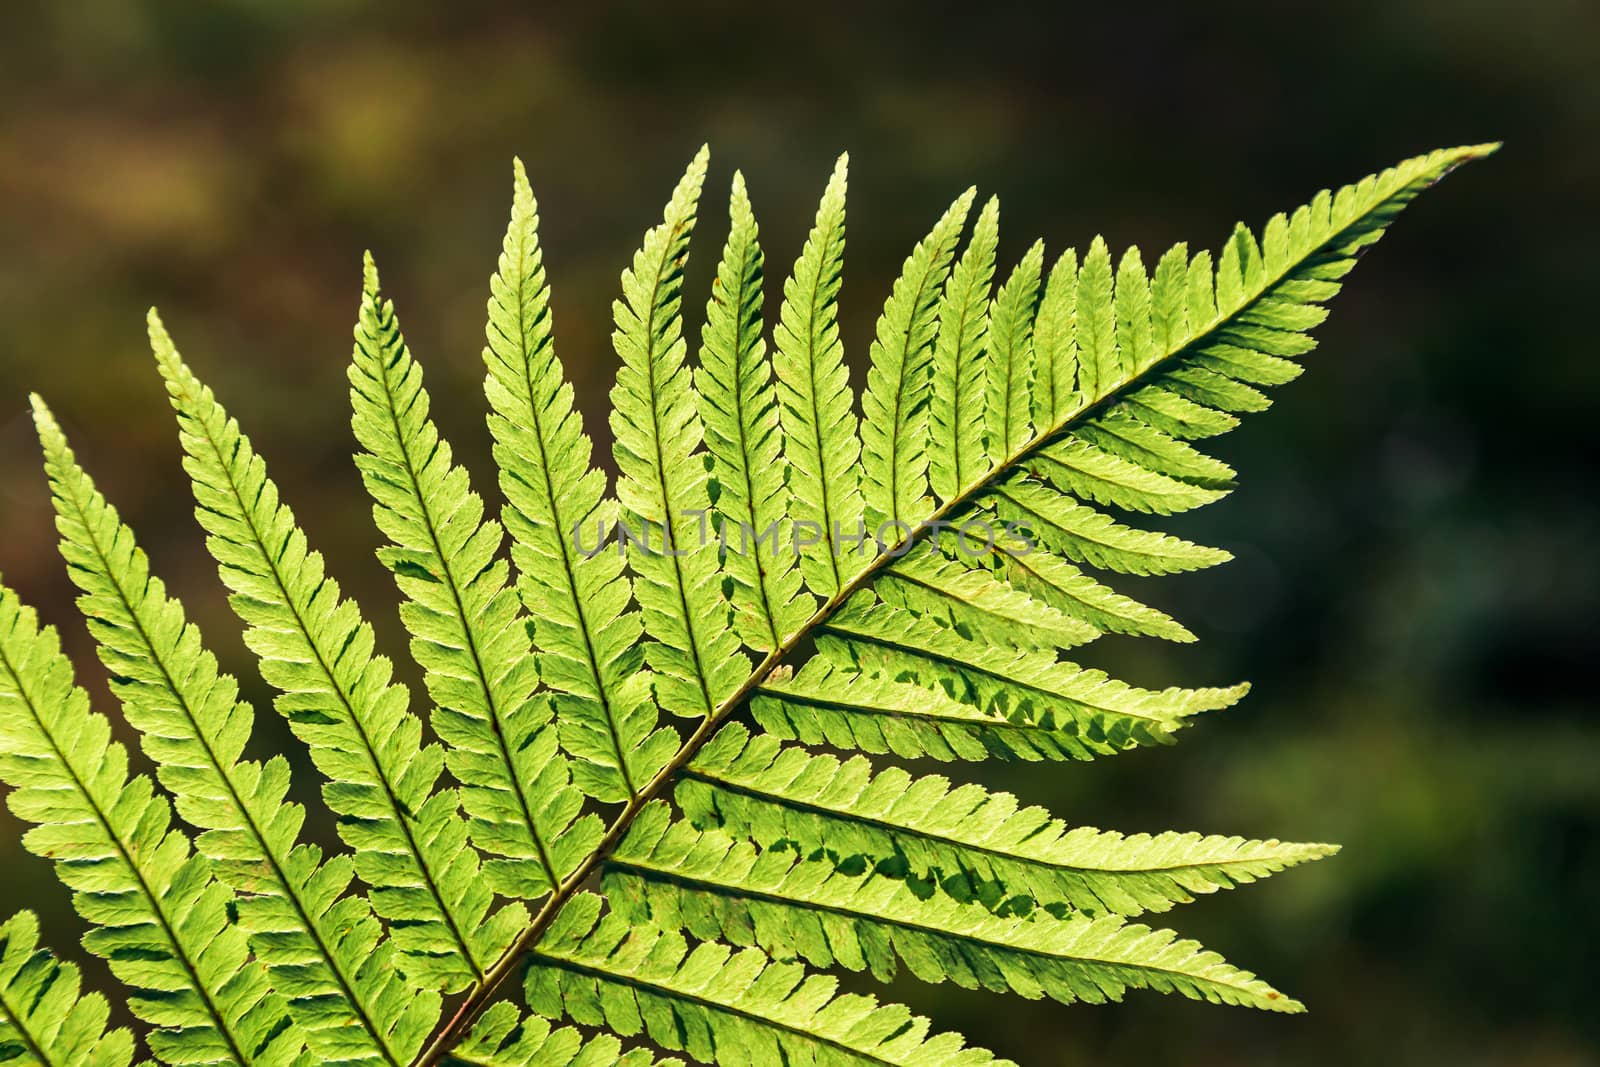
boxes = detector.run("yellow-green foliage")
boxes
[0,142,1493,1065]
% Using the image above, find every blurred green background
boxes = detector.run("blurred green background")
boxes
[1,2,1596,1064]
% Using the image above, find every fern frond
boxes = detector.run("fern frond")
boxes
[983,239,1043,466]
[862,188,976,532]
[0,582,302,1064]
[290,143,1502,1060]
[696,173,813,651]
[606,808,1305,1013]
[819,600,1244,743]
[352,256,601,904]
[0,912,132,1067]
[33,400,429,1064]
[444,1004,678,1067]
[0,143,1489,1065]
[772,155,862,599]
[526,894,1012,1067]
[683,726,1336,917]
[610,145,750,718]
[150,314,523,992]
[482,158,668,803]
[928,196,999,503]
[752,660,1135,762]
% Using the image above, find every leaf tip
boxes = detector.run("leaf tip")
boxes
[510,155,536,214]
[146,307,178,364]
[27,393,64,454]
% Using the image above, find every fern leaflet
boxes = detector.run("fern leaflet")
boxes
[697,172,814,651]
[482,159,669,803]
[351,256,602,904]
[0,582,302,1064]
[35,400,428,1064]
[152,315,523,992]
[610,146,749,719]
[861,188,976,532]
[0,912,132,1067]
[683,725,1337,918]
[772,155,860,600]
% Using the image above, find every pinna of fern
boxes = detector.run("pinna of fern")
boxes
[0,140,1493,1066]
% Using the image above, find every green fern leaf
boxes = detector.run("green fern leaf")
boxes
[875,546,1099,651]
[1119,382,1238,438]
[150,315,524,992]
[862,188,976,533]
[1029,248,1078,428]
[696,173,814,650]
[819,600,1245,742]
[610,146,750,718]
[482,159,669,803]
[0,911,133,1067]
[351,256,602,903]
[928,196,999,502]
[1073,237,1118,400]
[1071,407,1236,489]
[0,582,302,1064]
[984,477,1231,574]
[752,660,1140,762]
[772,155,863,599]
[1150,243,1192,355]
[0,142,1491,1065]
[683,726,1336,917]
[983,238,1043,466]
[994,540,1195,642]
[526,894,1012,1067]
[33,401,431,1064]
[606,807,1305,1013]
[1025,435,1230,515]
[1113,247,1157,377]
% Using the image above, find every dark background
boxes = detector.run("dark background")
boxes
[1,2,1596,1064]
